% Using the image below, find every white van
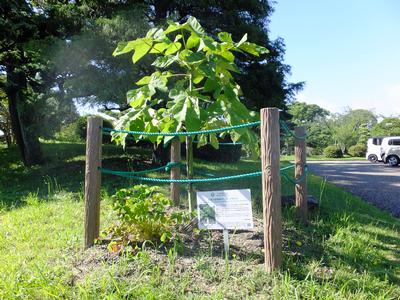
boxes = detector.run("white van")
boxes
[381,136,400,164]
[366,137,383,163]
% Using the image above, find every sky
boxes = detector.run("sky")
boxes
[269,0,400,117]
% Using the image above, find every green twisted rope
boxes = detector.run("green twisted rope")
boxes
[279,119,307,140]
[98,162,182,176]
[193,140,242,146]
[98,163,302,183]
[101,121,260,137]
[99,167,262,183]
[281,164,309,185]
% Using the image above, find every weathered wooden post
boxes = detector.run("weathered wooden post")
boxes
[84,116,102,249]
[186,136,195,212]
[170,138,181,206]
[260,107,282,272]
[295,126,308,223]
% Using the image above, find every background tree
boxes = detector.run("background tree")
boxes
[1,0,302,165]
[286,101,332,154]
[0,1,83,165]
[371,117,400,137]
[57,0,303,110]
[327,109,377,153]
[0,86,13,147]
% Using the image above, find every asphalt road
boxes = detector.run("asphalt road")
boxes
[307,160,400,217]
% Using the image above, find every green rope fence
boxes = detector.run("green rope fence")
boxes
[101,121,261,137]
[99,167,262,183]
[279,119,307,140]
[98,119,308,184]
[281,164,308,185]
[98,163,305,184]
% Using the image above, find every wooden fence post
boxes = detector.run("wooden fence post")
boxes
[84,116,102,249]
[295,126,308,223]
[186,136,195,212]
[260,108,282,272]
[170,138,181,206]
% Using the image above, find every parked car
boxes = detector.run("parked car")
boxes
[366,137,383,163]
[383,147,400,166]
[380,136,400,166]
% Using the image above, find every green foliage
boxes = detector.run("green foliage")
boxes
[193,141,242,163]
[348,144,367,157]
[328,109,377,153]
[55,116,114,143]
[54,122,81,142]
[112,17,267,155]
[324,145,343,158]
[371,117,400,137]
[105,185,191,249]
[286,101,332,153]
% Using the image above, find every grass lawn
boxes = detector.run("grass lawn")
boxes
[0,141,399,299]
[281,154,366,161]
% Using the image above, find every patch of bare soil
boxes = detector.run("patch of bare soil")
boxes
[71,210,321,287]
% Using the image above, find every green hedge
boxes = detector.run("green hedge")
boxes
[348,144,367,157]
[324,145,343,158]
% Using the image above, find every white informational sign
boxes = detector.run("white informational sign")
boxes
[197,189,253,230]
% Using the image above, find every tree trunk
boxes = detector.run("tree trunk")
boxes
[7,87,43,165]
[152,142,169,165]
[4,130,12,147]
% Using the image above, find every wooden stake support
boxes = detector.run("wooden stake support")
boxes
[295,126,308,223]
[84,117,102,249]
[260,108,282,272]
[170,138,181,206]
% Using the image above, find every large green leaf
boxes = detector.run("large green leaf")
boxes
[185,52,205,63]
[238,42,268,56]
[113,40,139,56]
[185,98,201,131]
[132,39,152,63]
[151,56,177,68]
[149,42,169,54]
[218,50,234,62]
[164,22,182,34]
[165,42,182,55]
[236,33,247,47]
[218,32,233,43]
[136,76,151,85]
[209,134,219,149]
[186,16,205,36]
[186,34,200,49]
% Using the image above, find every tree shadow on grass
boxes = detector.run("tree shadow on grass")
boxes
[0,142,156,210]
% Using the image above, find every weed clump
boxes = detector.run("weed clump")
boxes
[103,185,191,252]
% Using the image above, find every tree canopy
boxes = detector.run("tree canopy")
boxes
[371,117,400,137]
[111,17,267,153]
[1,0,302,165]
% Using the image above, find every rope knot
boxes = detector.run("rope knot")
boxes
[165,161,182,171]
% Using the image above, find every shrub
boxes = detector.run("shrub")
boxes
[348,144,367,157]
[103,185,191,252]
[54,122,81,142]
[324,145,343,158]
[192,136,242,163]
[75,116,114,143]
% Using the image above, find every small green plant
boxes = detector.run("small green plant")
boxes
[348,144,367,157]
[104,185,191,251]
[43,176,60,198]
[323,145,343,158]
[22,191,40,206]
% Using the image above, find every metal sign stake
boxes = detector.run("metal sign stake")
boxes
[223,229,229,256]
